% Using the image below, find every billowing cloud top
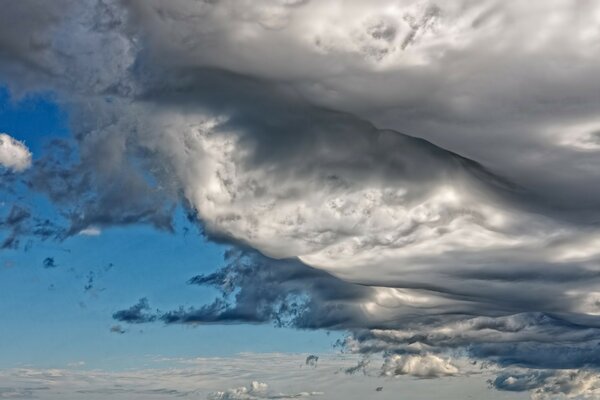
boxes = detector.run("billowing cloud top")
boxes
[2,1,600,398]
[0,133,31,172]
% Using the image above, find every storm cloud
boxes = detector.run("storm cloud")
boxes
[2,0,600,398]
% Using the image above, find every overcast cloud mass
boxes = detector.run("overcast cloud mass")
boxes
[2,0,600,398]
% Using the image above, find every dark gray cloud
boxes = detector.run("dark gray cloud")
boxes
[344,359,370,376]
[0,386,48,399]
[115,249,600,396]
[112,298,157,324]
[491,369,600,399]
[109,324,126,334]
[0,204,64,249]
[305,355,318,367]
[117,249,374,329]
[27,139,176,236]
[42,257,57,269]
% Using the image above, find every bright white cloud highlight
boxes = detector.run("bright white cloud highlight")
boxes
[0,133,31,172]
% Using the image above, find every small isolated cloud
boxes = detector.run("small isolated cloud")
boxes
[208,381,323,400]
[42,257,57,269]
[305,355,319,367]
[110,325,126,334]
[0,133,31,172]
[112,298,156,324]
[78,226,101,236]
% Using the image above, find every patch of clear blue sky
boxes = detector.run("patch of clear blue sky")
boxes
[0,86,337,370]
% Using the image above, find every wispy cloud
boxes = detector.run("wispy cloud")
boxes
[0,353,511,400]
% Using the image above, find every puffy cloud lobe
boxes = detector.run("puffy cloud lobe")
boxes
[0,133,31,172]
[93,69,596,288]
[112,298,156,324]
[0,205,63,249]
[109,324,126,334]
[492,370,600,400]
[27,138,175,235]
[305,355,318,367]
[42,257,57,268]
[78,226,101,236]
[381,354,458,378]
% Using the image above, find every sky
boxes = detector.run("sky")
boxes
[0,1,600,399]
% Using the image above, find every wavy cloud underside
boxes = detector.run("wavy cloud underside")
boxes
[2,1,600,398]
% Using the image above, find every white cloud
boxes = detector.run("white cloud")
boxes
[382,354,459,378]
[0,133,31,172]
[78,226,102,236]
[0,353,512,400]
[493,369,600,400]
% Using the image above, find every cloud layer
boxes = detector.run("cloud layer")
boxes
[0,353,512,400]
[2,1,600,398]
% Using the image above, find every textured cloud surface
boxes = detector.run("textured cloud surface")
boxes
[0,353,509,400]
[0,133,31,172]
[2,1,600,398]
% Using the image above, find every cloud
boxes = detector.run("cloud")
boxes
[116,250,374,329]
[3,1,600,398]
[42,257,57,268]
[0,133,31,172]
[491,369,600,400]
[78,226,101,236]
[112,298,156,324]
[208,381,323,400]
[114,250,600,397]
[0,205,63,249]
[26,139,175,236]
